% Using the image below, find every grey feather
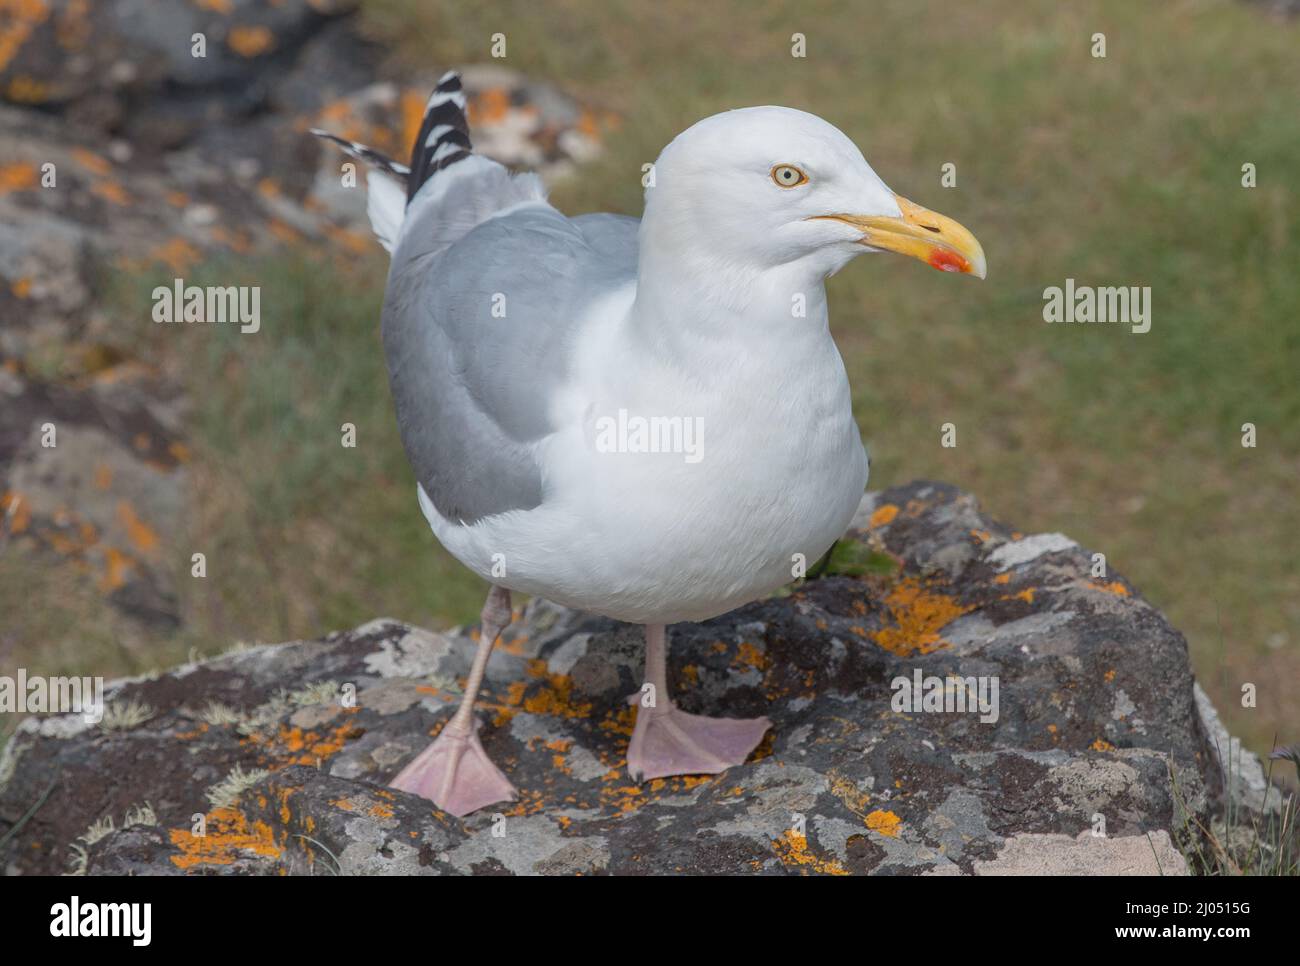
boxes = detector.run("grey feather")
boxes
[384,193,639,522]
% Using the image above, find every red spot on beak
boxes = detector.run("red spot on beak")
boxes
[928,248,969,273]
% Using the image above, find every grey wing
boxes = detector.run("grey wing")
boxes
[383,205,639,523]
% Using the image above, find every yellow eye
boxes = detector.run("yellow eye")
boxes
[771,164,808,188]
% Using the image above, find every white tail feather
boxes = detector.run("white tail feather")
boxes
[366,171,406,254]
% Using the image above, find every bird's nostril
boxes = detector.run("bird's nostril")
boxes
[922,224,941,233]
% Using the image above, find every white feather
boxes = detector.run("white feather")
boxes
[365,170,406,253]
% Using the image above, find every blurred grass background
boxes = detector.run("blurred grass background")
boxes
[8,0,1294,758]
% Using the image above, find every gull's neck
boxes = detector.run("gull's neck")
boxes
[628,230,840,367]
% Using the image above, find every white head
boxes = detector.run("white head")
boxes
[642,106,985,282]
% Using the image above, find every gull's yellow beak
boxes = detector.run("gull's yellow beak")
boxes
[812,195,987,279]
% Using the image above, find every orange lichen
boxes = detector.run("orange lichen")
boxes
[1091,581,1130,597]
[243,716,360,768]
[731,641,769,672]
[90,179,130,205]
[499,631,535,660]
[0,0,50,75]
[227,24,274,58]
[6,74,45,101]
[2,490,30,533]
[321,222,372,255]
[168,807,280,870]
[116,500,159,555]
[0,161,37,194]
[868,503,899,527]
[598,781,645,815]
[1104,669,1116,683]
[1090,738,1115,752]
[505,661,594,720]
[993,573,1011,585]
[598,705,636,737]
[772,831,849,875]
[273,721,352,764]
[276,786,296,824]
[398,88,425,153]
[469,87,510,125]
[149,237,201,273]
[267,219,300,244]
[543,737,572,771]
[70,146,110,175]
[99,546,132,591]
[869,577,972,656]
[504,788,547,817]
[865,809,901,837]
[209,225,251,253]
[577,108,601,139]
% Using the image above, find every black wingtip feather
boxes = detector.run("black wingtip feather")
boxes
[311,128,410,182]
[406,71,473,204]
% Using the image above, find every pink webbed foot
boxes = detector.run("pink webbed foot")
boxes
[626,698,771,782]
[390,717,517,817]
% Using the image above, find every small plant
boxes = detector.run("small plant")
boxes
[79,815,116,846]
[98,699,156,732]
[65,842,88,877]
[196,701,242,726]
[1172,736,1299,875]
[122,802,158,828]
[205,763,270,810]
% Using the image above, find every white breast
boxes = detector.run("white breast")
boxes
[428,285,868,624]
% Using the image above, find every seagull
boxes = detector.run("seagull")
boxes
[313,72,985,817]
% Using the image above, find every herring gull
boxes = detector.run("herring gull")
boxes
[313,71,986,816]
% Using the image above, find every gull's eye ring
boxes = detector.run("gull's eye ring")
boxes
[771,164,808,188]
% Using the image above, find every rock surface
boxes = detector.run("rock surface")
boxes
[1,481,1236,875]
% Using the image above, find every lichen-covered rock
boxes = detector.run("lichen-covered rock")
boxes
[1,482,1233,875]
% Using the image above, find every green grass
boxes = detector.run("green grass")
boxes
[1173,744,1300,876]
[117,254,490,644]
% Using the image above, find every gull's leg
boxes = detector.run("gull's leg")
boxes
[626,623,771,782]
[390,585,517,816]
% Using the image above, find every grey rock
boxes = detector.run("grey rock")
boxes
[0,482,1243,875]
[973,829,1188,876]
